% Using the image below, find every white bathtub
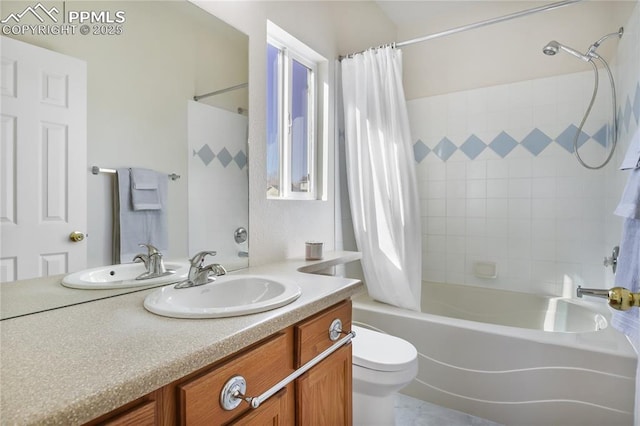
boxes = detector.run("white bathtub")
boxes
[352,281,637,426]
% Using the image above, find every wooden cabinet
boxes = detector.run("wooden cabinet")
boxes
[85,300,352,426]
[294,301,352,426]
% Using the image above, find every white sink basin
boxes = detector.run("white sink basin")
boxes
[143,275,302,319]
[61,262,190,290]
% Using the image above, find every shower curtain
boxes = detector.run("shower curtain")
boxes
[341,46,422,311]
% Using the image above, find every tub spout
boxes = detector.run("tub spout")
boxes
[577,286,640,311]
[576,286,609,299]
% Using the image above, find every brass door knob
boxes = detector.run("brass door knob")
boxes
[69,231,85,242]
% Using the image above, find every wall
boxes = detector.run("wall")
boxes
[194,1,396,266]
[1,1,248,267]
[409,70,613,295]
[407,1,639,296]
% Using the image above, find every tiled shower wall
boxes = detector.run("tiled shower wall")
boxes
[408,7,639,296]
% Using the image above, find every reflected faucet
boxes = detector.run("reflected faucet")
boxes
[175,251,227,289]
[133,244,175,280]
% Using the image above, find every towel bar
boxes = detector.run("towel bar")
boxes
[91,166,180,181]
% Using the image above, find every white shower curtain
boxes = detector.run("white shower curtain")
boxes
[341,46,422,311]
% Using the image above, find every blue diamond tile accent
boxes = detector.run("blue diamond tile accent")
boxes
[433,137,457,161]
[196,144,215,165]
[489,131,518,158]
[592,124,609,148]
[556,125,589,153]
[234,150,247,169]
[521,128,552,156]
[633,83,640,124]
[459,134,486,160]
[217,147,233,167]
[413,139,430,163]
[623,98,632,131]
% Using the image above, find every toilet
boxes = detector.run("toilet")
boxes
[351,325,419,426]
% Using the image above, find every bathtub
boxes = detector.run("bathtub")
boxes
[352,281,637,426]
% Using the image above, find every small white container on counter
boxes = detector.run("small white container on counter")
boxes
[305,241,324,260]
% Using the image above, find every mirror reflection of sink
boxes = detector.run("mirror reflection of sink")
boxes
[61,262,190,290]
[143,275,302,319]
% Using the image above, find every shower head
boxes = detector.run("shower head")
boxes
[543,27,624,62]
[542,40,590,62]
[542,40,560,55]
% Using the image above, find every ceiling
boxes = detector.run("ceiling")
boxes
[376,0,634,30]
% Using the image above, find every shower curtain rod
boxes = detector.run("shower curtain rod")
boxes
[340,0,583,60]
[193,82,248,102]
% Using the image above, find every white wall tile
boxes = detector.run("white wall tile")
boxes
[446,180,466,199]
[466,180,486,199]
[532,177,557,198]
[466,160,486,180]
[446,198,466,217]
[508,198,531,219]
[446,161,466,180]
[486,199,509,218]
[446,236,466,254]
[426,199,446,217]
[486,159,509,178]
[427,217,446,235]
[487,179,509,198]
[467,199,486,218]
[446,217,465,236]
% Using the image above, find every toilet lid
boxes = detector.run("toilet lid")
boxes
[351,325,417,372]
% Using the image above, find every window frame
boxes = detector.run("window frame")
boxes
[267,28,320,200]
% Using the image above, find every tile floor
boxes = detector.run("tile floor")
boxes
[394,393,503,426]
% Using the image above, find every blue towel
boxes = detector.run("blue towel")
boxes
[614,167,640,220]
[114,168,168,263]
[130,168,165,211]
[611,168,640,345]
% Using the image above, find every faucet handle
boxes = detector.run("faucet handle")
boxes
[189,251,217,267]
[139,243,161,256]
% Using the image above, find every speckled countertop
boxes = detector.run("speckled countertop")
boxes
[0,251,362,425]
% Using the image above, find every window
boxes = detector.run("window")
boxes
[267,22,324,200]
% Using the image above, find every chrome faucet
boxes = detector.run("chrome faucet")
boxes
[133,244,175,280]
[175,251,227,289]
[576,286,609,299]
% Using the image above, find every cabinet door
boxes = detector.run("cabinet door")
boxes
[227,388,290,426]
[296,344,352,426]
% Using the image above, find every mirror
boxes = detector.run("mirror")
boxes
[0,0,248,319]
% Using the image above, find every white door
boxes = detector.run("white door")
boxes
[0,36,87,282]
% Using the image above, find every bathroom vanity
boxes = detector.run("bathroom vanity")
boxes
[0,252,362,425]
